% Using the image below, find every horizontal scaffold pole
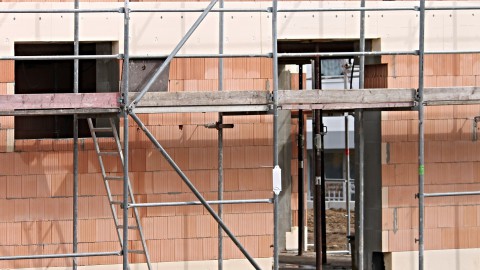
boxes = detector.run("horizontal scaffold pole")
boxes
[424,191,480,198]
[0,252,121,261]
[130,198,273,207]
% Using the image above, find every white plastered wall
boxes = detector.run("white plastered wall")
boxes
[0,2,479,55]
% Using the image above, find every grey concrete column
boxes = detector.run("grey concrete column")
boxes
[277,65,293,251]
[355,110,382,270]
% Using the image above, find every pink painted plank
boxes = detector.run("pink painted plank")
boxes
[0,93,119,110]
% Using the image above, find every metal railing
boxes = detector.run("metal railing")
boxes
[324,178,355,202]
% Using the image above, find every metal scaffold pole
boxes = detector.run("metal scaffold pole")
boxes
[122,0,130,268]
[418,0,426,268]
[72,0,79,267]
[320,111,327,264]
[357,0,366,268]
[0,252,121,260]
[218,0,224,267]
[345,114,351,253]
[314,109,324,270]
[313,57,323,270]
[298,65,305,256]
[272,0,280,270]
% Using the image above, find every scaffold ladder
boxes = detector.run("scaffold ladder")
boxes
[87,117,152,270]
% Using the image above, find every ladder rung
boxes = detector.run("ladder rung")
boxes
[117,225,139,230]
[98,151,119,156]
[92,127,114,133]
[105,176,124,181]
[128,250,145,254]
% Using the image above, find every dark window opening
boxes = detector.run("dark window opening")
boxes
[14,42,119,139]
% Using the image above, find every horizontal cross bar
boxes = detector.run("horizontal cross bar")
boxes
[129,198,273,208]
[424,191,480,198]
[0,251,121,261]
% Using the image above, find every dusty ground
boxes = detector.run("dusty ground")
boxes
[307,208,355,251]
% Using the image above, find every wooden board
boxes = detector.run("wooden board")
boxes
[0,93,119,110]
[424,87,480,105]
[0,108,119,116]
[277,89,417,105]
[132,91,271,107]
[2,87,480,116]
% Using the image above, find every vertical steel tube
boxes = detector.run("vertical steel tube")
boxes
[298,65,305,256]
[313,58,323,270]
[359,4,365,89]
[72,0,79,268]
[345,114,351,253]
[357,0,366,268]
[218,0,224,268]
[272,1,279,270]
[72,107,79,270]
[73,2,79,93]
[418,0,426,269]
[314,110,323,270]
[320,110,327,264]
[122,0,130,269]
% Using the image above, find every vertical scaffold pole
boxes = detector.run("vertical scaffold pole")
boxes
[357,0,366,268]
[298,65,305,256]
[218,0,224,268]
[313,57,323,270]
[418,0,426,268]
[345,114,351,253]
[122,0,130,269]
[272,1,280,270]
[320,110,327,264]
[72,0,79,268]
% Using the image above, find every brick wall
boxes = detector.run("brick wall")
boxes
[382,54,480,252]
[0,58,275,268]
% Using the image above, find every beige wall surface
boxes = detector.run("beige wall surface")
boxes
[386,248,480,270]
[0,2,479,55]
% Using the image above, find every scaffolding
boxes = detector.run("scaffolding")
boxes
[2,0,480,270]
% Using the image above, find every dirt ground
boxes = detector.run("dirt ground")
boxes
[307,208,355,251]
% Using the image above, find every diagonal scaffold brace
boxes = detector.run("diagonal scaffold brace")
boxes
[129,111,263,270]
[128,0,219,110]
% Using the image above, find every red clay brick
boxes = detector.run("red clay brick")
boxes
[0,60,14,82]
[21,175,37,198]
[204,58,219,80]
[78,219,96,243]
[95,219,117,242]
[29,198,45,221]
[7,175,22,198]
[15,199,30,222]
[6,222,21,245]
[388,229,417,252]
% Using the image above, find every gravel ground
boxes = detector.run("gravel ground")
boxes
[307,208,355,251]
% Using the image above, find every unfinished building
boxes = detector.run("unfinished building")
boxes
[1,1,480,270]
